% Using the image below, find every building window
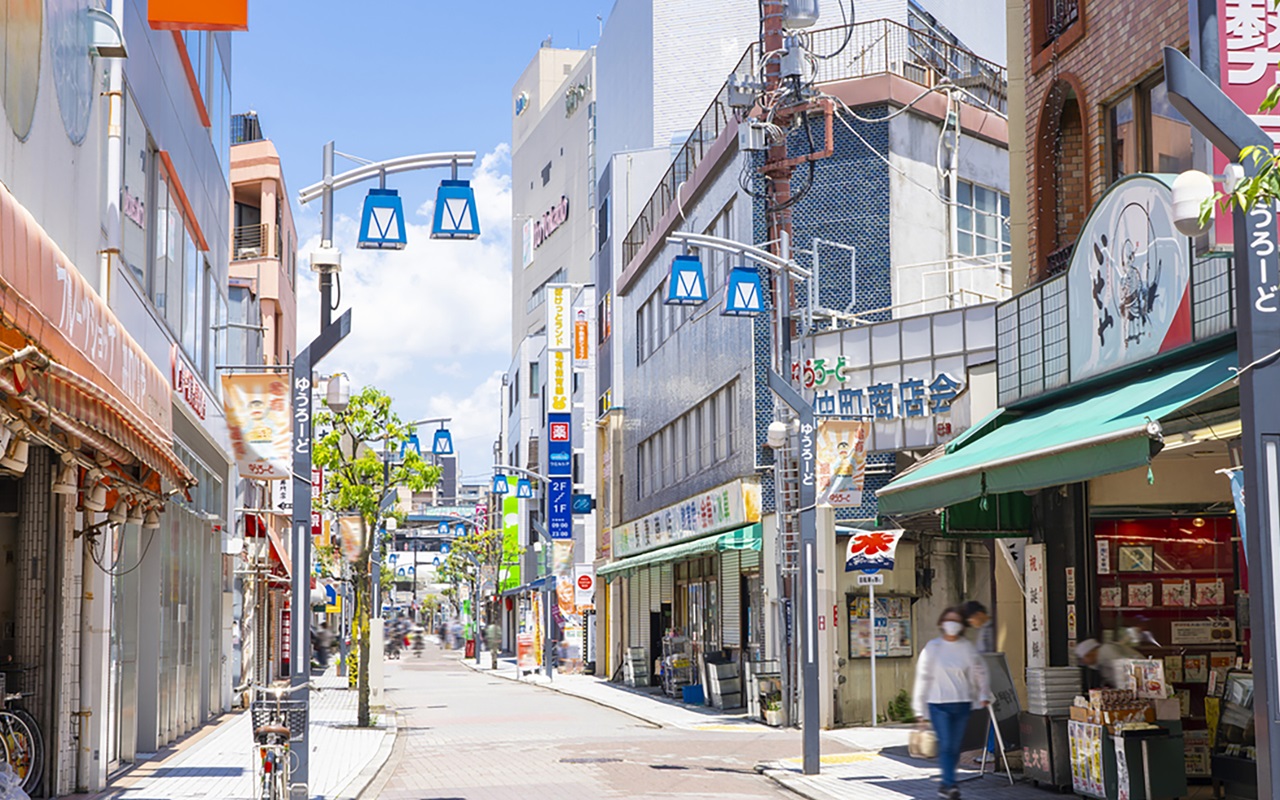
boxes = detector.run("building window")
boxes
[1039,0,1079,48]
[527,268,568,313]
[635,381,737,500]
[700,199,735,292]
[529,362,541,398]
[1106,73,1193,184]
[955,180,1010,264]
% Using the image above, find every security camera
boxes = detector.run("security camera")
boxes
[1171,170,1214,238]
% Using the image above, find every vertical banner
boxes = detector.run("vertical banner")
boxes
[844,529,905,572]
[339,515,363,563]
[574,564,595,608]
[501,476,522,588]
[816,420,868,507]
[547,285,571,350]
[574,309,590,361]
[1227,469,1248,566]
[548,477,572,539]
[222,373,292,479]
[1025,543,1048,667]
[548,350,570,412]
[547,414,572,476]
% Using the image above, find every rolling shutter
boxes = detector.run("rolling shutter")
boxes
[720,551,742,647]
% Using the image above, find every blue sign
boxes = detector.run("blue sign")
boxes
[357,189,407,250]
[548,478,572,539]
[437,521,449,535]
[439,542,451,554]
[547,412,572,476]
[571,494,594,515]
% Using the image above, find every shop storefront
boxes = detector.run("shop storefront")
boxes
[598,480,762,707]
[877,174,1247,794]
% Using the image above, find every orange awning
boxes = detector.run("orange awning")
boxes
[0,182,194,489]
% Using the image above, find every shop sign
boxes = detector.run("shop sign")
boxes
[844,529,904,573]
[1025,543,1048,668]
[548,478,572,539]
[547,285,571,350]
[148,0,247,30]
[574,310,590,361]
[170,345,207,419]
[1066,175,1192,383]
[614,480,762,558]
[1170,619,1236,645]
[805,304,992,453]
[547,413,572,476]
[548,349,570,411]
[272,474,293,513]
[574,565,595,608]
[515,91,529,117]
[533,196,570,250]
[522,218,534,268]
[1214,0,1280,249]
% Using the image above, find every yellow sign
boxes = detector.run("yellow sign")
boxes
[547,285,571,351]
[222,373,292,480]
[549,349,570,412]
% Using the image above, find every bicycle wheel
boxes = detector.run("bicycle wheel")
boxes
[1,708,42,793]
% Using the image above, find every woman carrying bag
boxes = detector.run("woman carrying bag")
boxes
[912,606,993,800]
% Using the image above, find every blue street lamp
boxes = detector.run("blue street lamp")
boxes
[516,478,534,498]
[437,521,449,535]
[491,474,509,495]
[432,179,481,240]
[431,427,454,456]
[723,266,766,316]
[401,432,421,460]
[357,188,407,250]
[665,254,709,305]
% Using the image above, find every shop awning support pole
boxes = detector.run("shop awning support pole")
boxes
[769,369,819,775]
[290,141,352,793]
[1165,46,1280,800]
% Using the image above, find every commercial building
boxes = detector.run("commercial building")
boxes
[594,3,1009,728]
[228,112,300,694]
[0,2,237,795]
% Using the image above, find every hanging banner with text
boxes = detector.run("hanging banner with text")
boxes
[222,373,292,479]
[816,420,868,507]
[547,285,572,350]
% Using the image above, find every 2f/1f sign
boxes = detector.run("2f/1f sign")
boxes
[856,573,884,586]
[548,478,572,539]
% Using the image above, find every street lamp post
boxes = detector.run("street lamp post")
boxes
[1164,47,1280,798]
[288,143,475,792]
[493,465,556,679]
[663,230,820,774]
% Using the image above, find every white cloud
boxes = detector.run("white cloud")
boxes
[294,145,514,479]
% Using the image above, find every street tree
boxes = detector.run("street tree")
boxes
[312,386,437,727]
[438,524,521,641]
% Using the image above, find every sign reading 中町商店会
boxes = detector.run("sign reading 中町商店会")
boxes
[1065,175,1192,384]
[803,304,995,453]
[614,480,762,558]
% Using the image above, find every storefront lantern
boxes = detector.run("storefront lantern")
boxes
[492,474,509,495]
[431,427,454,456]
[431,180,481,240]
[401,432,421,460]
[722,266,765,316]
[357,189,407,250]
[664,254,708,305]
[516,478,534,498]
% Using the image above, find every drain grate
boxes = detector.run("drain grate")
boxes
[560,757,622,764]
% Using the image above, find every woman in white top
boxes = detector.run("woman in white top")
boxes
[913,606,993,800]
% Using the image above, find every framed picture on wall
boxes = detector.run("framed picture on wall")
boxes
[1117,545,1155,572]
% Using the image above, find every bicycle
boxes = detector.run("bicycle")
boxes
[0,672,42,795]
[246,681,315,800]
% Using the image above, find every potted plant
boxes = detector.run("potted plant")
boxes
[763,692,784,726]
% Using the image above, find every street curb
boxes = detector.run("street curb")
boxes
[759,767,844,800]
[460,658,665,729]
[332,709,396,799]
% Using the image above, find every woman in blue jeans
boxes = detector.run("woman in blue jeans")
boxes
[912,606,993,799]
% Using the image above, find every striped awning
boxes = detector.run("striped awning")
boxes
[0,352,195,489]
[598,523,762,579]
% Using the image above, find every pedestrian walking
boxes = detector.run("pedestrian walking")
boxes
[312,621,334,669]
[913,606,993,800]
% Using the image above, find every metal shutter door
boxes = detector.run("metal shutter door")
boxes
[648,567,661,612]
[660,563,673,604]
[740,546,761,570]
[638,569,651,649]
[720,551,742,647]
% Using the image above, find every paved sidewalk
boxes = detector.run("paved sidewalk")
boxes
[464,653,769,731]
[86,672,394,800]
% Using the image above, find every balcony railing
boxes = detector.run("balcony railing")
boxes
[620,18,1008,271]
[1041,0,1080,48]
[233,223,270,261]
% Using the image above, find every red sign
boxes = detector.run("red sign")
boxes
[550,422,570,442]
[171,345,207,419]
[577,573,593,591]
[574,313,589,361]
[149,0,248,31]
[311,468,324,537]
[281,601,291,675]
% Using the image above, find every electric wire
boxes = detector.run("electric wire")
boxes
[87,524,160,577]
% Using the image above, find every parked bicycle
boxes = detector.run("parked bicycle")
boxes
[0,672,42,795]
[245,681,316,800]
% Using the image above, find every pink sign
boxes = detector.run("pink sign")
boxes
[1215,0,1280,246]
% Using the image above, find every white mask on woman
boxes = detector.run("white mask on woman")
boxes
[941,620,965,637]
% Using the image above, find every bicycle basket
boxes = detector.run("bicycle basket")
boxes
[249,698,308,742]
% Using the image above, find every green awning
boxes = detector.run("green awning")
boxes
[598,523,762,579]
[877,351,1236,516]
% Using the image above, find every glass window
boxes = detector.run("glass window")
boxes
[1107,74,1192,183]
[182,238,200,358]
[121,89,150,284]
[955,179,1010,266]
[529,361,541,398]
[1108,94,1137,183]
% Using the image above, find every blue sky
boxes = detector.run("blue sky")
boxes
[232,1,607,483]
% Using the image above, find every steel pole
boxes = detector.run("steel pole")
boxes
[1164,47,1280,799]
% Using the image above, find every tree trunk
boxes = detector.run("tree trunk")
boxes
[354,559,372,727]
